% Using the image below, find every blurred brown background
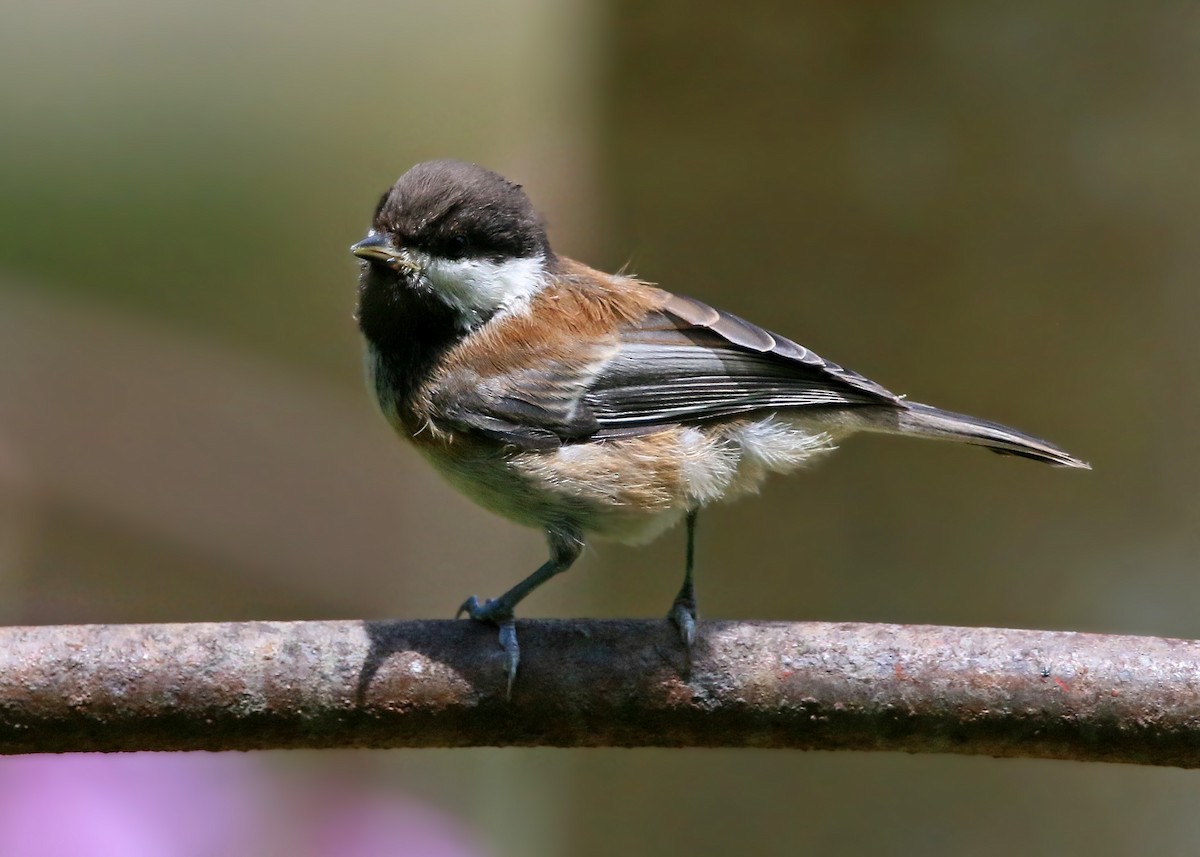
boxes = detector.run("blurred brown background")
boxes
[1,0,1198,854]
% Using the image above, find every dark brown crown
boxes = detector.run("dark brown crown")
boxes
[372,160,551,261]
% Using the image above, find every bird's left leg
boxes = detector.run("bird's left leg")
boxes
[457,525,583,698]
[668,509,699,648]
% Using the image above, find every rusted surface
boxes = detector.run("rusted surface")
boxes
[0,619,1199,764]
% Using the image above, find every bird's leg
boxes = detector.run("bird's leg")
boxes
[457,526,583,698]
[668,509,699,648]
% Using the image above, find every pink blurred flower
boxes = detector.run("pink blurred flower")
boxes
[0,754,488,857]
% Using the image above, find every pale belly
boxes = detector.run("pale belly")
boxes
[414,415,840,545]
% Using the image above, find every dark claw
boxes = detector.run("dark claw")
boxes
[669,599,697,650]
[455,595,481,620]
[497,619,519,700]
[456,596,519,699]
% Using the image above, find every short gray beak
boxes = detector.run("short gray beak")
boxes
[351,232,422,277]
[350,231,402,264]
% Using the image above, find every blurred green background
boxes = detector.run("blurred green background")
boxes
[1,0,1198,854]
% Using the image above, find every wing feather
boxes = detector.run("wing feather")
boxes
[433,291,899,448]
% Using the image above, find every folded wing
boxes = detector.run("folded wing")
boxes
[585,294,899,435]
[434,292,901,449]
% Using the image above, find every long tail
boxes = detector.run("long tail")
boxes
[889,401,1090,469]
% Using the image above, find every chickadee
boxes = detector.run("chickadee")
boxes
[352,159,1088,694]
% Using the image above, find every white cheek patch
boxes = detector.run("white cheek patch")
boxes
[416,251,548,327]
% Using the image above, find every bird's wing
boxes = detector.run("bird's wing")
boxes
[432,352,607,450]
[433,293,900,449]
[584,294,900,435]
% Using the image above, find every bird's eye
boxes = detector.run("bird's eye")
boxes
[447,233,469,258]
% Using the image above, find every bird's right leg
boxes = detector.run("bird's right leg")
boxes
[668,509,699,648]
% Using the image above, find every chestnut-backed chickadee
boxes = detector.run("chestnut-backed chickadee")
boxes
[352,159,1088,694]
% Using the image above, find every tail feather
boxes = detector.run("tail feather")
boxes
[892,401,1090,469]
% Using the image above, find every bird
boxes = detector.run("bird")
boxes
[351,159,1088,696]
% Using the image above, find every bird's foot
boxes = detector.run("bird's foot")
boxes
[668,596,697,651]
[457,596,519,699]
